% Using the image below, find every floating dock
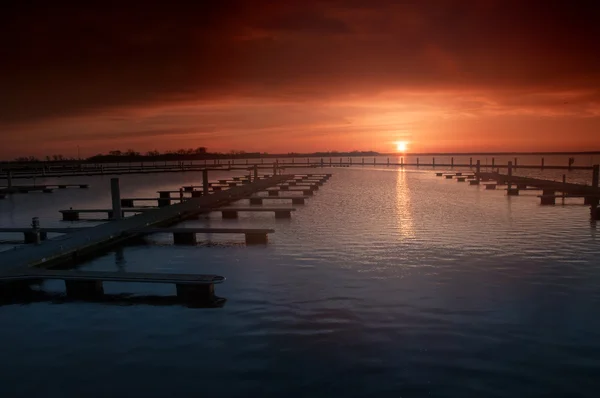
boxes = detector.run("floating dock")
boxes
[437,162,600,220]
[0,172,334,306]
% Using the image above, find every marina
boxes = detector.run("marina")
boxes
[0,171,332,306]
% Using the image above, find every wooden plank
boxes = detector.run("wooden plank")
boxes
[59,208,154,213]
[137,228,275,234]
[215,207,296,212]
[0,227,88,233]
[121,197,179,201]
[0,269,225,285]
[538,194,599,198]
[248,196,309,200]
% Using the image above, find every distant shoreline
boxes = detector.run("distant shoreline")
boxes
[1,150,599,164]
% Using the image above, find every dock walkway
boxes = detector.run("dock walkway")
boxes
[0,175,291,273]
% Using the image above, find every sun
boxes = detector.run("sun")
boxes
[395,141,408,152]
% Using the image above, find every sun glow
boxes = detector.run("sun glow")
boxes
[395,141,409,152]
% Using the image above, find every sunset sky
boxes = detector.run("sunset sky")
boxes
[1,1,599,159]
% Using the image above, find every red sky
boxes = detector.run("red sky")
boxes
[1,0,599,159]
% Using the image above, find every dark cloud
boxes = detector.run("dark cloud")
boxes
[1,0,599,125]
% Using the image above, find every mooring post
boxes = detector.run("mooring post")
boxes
[7,170,12,189]
[387,157,390,166]
[451,157,454,168]
[432,157,435,168]
[492,158,495,168]
[253,164,258,181]
[25,217,42,244]
[362,158,364,166]
[591,165,599,221]
[506,161,519,195]
[373,157,376,165]
[470,158,473,167]
[590,164,600,221]
[202,169,209,194]
[110,178,122,220]
[514,157,518,169]
[476,160,481,181]
[541,157,545,170]
[417,158,419,167]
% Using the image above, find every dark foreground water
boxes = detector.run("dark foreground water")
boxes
[1,166,600,397]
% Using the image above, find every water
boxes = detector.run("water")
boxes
[1,167,600,397]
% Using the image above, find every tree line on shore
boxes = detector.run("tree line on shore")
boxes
[8,148,380,163]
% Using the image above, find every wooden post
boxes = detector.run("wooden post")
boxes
[417,158,419,167]
[451,157,454,168]
[507,162,518,195]
[514,157,518,169]
[432,157,435,168]
[492,158,495,168]
[591,166,599,221]
[202,169,209,194]
[387,157,390,166]
[362,158,364,165]
[541,157,545,170]
[253,164,258,181]
[476,160,481,181]
[110,178,122,220]
[470,158,473,167]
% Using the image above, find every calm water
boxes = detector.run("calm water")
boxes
[1,166,600,397]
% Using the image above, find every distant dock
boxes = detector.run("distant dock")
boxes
[437,161,600,220]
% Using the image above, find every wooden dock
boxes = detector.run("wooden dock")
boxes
[0,269,226,305]
[0,183,89,194]
[0,172,333,306]
[0,174,291,271]
[438,162,600,219]
[0,227,276,245]
[135,227,275,245]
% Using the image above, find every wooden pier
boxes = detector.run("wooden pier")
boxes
[0,183,89,195]
[437,162,600,220]
[135,227,275,245]
[0,269,226,306]
[215,207,296,219]
[0,172,334,306]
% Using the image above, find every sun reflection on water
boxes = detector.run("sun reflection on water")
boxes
[395,169,415,239]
